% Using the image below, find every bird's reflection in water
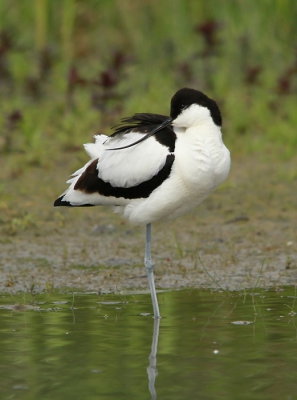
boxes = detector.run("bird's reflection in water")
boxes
[147,318,160,400]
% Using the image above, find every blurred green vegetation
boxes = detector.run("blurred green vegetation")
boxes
[0,0,297,175]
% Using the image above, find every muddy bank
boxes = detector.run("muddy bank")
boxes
[0,157,296,293]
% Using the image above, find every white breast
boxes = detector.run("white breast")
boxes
[119,124,230,225]
[174,125,230,194]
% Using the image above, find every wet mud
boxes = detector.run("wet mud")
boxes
[1,156,296,294]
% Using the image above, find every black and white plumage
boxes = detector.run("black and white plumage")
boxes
[54,88,231,317]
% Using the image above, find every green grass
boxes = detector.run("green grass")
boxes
[1,0,297,174]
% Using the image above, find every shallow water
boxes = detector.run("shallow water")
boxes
[0,288,297,400]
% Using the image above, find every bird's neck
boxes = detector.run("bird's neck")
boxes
[174,121,222,139]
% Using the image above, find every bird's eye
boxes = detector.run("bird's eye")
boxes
[181,105,188,111]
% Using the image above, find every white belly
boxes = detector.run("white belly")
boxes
[115,131,230,225]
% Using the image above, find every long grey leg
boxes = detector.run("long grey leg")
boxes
[144,224,161,318]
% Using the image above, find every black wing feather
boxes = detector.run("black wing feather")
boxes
[110,113,176,152]
[111,113,169,136]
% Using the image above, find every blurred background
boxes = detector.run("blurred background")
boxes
[0,0,297,237]
[1,0,297,165]
[1,5,296,398]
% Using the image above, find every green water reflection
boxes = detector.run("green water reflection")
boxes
[0,288,297,400]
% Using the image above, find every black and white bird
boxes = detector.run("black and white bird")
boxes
[54,88,231,318]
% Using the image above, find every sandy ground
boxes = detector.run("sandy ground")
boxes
[0,156,296,294]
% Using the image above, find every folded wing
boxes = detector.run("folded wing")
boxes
[54,113,176,207]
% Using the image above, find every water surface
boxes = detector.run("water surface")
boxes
[0,288,297,399]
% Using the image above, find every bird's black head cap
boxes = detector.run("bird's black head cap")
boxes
[170,88,222,126]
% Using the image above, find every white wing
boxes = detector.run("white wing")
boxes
[91,132,171,188]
